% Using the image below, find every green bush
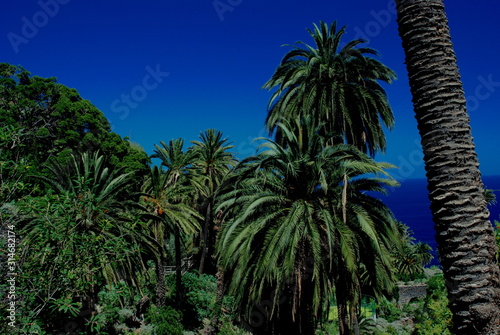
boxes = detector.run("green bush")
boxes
[377,297,402,323]
[183,272,217,320]
[146,305,183,335]
[165,272,217,328]
[412,273,452,334]
[217,313,251,335]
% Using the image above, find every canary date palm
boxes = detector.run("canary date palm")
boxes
[148,139,201,305]
[395,1,500,333]
[217,118,401,334]
[263,21,396,156]
[189,129,237,275]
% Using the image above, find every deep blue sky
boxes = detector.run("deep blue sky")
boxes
[2,1,499,179]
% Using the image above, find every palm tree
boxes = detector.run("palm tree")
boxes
[189,129,237,275]
[217,118,401,335]
[141,166,200,306]
[148,139,201,305]
[263,21,396,156]
[395,1,500,333]
[392,223,433,280]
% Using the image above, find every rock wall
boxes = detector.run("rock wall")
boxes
[398,283,427,305]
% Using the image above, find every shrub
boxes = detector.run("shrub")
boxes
[412,273,452,335]
[146,305,183,335]
[165,272,217,329]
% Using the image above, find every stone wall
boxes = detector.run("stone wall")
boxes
[398,283,427,305]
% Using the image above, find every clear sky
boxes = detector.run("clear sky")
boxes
[2,0,499,179]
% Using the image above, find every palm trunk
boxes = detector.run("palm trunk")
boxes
[156,253,167,307]
[174,225,184,306]
[351,305,360,335]
[336,299,349,335]
[395,1,500,333]
[206,210,225,335]
[198,202,212,275]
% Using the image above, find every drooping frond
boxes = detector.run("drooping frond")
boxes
[216,118,402,328]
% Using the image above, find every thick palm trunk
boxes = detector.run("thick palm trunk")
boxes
[199,202,216,275]
[156,253,167,307]
[395,1,500,333]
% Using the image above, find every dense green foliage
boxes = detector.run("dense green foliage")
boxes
[0,19,457,334]
[146,305,184,335]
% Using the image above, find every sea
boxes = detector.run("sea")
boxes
[374,175,500,266]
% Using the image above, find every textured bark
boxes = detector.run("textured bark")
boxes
[198,202,212,275]
[395,1,500,334]
[155,254,167,307]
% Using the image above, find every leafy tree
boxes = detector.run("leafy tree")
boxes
[217,117,401,335]
[395,1,500,333]
[0,63,149,184]
[263,21,396,156]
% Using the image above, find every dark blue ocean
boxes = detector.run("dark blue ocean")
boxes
[374,175,500,266]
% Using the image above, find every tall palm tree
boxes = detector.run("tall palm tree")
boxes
[395,1,500,333]
[189,129,237,275]
[148,139,201,305]
[217,118,401,335]
[263,21,396,156]
[141,166,200,306]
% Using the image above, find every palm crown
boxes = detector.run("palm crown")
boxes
[263,21,396,156]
